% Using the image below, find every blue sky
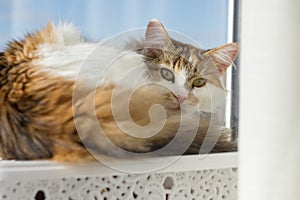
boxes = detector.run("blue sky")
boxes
[0,0,229,50]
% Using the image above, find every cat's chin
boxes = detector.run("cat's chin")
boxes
[165,104,181,113]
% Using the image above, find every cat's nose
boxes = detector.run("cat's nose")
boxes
[176,95,187,103]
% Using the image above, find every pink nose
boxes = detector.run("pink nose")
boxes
[176,95,186,103]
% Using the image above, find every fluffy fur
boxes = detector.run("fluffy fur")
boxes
[0,19,238,161]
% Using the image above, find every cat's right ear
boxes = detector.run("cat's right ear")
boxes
[144,19,172,57]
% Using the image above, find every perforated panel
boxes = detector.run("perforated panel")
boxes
[0,168,237,200]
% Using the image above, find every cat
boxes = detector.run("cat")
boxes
[0,19,238,161]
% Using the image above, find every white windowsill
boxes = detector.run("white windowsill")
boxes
[0,152,237,182]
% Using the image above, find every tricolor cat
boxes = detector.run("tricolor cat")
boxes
[0,19,238,161]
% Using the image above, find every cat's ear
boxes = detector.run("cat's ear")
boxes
[144,19,173,57]
[204,43,239,75]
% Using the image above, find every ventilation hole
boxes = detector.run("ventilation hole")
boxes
[62,190,66,194]
[112,175,118,179]
[133,192,138,199]
[34,190,45,200]
[190,189,194,194]
[147,175,151,180]
[116,186,120,189]
[224,184,227,188]
[76,178,81,181]
[12,189,16,193]
[104,197,107,200]
[121,193,125,196]
[166,193,169,200]
[139,186,143,189]
[62,178,66,181]
[222,195,226,199]
[86,190,90,194]
[2,195,7,199]
[106,187,110,192]
[163,176,174,190]
[127,186,130,190]
[216,187,220,195]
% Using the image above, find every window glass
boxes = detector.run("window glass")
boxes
[0,0,230,49]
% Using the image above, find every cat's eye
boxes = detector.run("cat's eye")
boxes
[192,78,207,88]
[160,68,175,83]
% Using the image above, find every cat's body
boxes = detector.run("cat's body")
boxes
[0,19,238,161]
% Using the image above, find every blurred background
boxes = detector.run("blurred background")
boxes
[0,0,230,49]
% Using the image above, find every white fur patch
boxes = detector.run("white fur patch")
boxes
[52,22,83,45]
[174,69,189,97]
[34,23,146,88]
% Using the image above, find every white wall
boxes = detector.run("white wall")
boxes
[239,0,300,199]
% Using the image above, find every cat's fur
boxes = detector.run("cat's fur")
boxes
[0,19,238,161]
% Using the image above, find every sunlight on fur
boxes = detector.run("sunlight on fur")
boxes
[0,19,239,161]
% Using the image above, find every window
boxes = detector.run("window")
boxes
[0,0,239,131]
[0,1,240,199]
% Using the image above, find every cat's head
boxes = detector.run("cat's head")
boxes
[142,19,239,113]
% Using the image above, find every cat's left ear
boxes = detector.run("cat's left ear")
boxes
[204,43,239,75]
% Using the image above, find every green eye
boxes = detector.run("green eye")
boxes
[192,78,207,88]
[160,68,175,83]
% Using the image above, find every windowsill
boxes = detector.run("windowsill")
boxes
[0,152,237,182]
